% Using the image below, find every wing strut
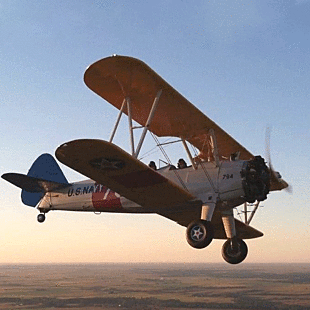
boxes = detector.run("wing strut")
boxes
[209,129,220,166]
[135,89,162,158]
[109,98,126,143]
[246,201,260,225]
[181,139,198,170]
[108,87,163,158]
[236,201,261,225]
[126,97,135,156]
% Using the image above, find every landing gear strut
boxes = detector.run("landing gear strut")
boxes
[221,237,248,264]
[186,220,214,249]
[37,213,46,223]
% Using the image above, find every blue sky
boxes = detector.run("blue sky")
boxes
[1,0,309,263]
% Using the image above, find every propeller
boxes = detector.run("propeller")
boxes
[265,127,291,193]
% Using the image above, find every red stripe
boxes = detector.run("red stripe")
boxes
[92,184,122,211]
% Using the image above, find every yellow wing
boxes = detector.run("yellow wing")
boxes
[55,139,194,211]
[84,55,254,161]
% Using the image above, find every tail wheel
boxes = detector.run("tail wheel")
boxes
[222,238,248,264]
[37,213,46,223]
[186,220,214,249]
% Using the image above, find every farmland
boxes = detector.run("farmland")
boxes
[0,263,309,309]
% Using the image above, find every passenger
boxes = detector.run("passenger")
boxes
[230,152,238,161]
[177,158,187,169]
[148,161,157,170]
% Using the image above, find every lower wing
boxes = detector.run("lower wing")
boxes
[55,139,195,211]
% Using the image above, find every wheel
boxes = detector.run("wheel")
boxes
[221,238,248,264]
[37,213,46,223]
[186,220,214,249]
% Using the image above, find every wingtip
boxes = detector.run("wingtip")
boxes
[2,173,15,183]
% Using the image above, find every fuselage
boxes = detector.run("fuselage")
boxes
[38,160,253,214]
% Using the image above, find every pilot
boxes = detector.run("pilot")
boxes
[148,161,157,170]
[230,152,238,161]
[177,158,187,169]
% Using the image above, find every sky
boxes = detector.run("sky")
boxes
[1,0,309,264]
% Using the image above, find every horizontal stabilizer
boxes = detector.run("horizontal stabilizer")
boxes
[2,173,70,193]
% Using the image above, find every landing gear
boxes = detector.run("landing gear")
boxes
[222,237,248,264]
[186,220,214,249]
[37,213,46,223]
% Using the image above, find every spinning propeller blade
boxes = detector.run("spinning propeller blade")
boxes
[265,127,291,192]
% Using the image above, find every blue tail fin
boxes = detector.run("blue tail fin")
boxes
[22,154,68,207]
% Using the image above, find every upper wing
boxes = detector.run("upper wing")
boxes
[84,55,254,161]
[55,139,195,211]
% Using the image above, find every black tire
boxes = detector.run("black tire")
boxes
[186,220,214,249]
[221,238,248,264]
[37,214,46,223]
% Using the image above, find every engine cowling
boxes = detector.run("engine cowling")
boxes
[241,156,270,203]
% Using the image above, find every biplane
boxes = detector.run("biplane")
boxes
[2,55,289,264]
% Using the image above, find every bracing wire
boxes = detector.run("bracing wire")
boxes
[139,137,172,160]
[234,207,243,221]
[150,133,189,191]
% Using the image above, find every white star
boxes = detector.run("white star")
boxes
[192,227,203,240]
